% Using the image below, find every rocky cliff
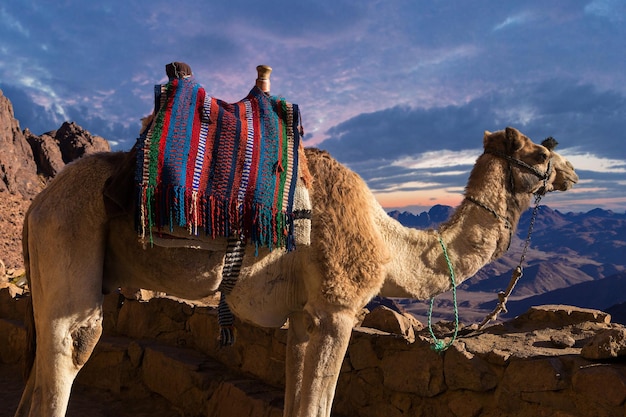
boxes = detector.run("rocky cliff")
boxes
[0,88,109,270]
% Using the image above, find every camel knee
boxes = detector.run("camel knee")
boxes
[71,319,102,367]
[303,305,356,337]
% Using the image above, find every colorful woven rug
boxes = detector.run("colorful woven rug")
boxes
[136,78,304,251]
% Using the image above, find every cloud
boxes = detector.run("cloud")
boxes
[392,149,481,170]
[0,84,60,134]
[560,150,626,174]
[322,78,626,164]
[584,0,626,22]
[493,13,531,31]
[2,0,625,213]
[321,100,497,165]
[0,7,29,37]
[318,77,626,212]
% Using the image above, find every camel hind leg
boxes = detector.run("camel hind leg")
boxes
[14,154,113,417]
[15,228,105,417]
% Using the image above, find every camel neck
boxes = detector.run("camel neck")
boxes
[378,156,532,300]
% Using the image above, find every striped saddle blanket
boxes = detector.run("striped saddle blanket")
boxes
[136,78,311,251]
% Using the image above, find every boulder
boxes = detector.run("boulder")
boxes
[510,305,611,328]
[54,121,110,162]
[581,327,626,359]
[24,130,65,178]
[361,305,423,340]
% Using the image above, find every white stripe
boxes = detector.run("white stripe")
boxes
[191,96,212,191]
[238,99,255,201]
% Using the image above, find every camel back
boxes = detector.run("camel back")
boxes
[136,79,309,251]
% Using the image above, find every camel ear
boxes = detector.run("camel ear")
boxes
[483,130,493,147]
[505,127,524,153]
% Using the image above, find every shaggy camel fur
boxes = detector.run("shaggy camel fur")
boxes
[14,127,578,417]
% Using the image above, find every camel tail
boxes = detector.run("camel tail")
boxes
[21,210,36,382]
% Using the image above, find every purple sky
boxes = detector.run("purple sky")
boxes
[1,1,625,213]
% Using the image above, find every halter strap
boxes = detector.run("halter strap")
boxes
[466,196,513,251]
[485,150,552,181]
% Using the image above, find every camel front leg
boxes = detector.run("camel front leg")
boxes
[296,303,355,417]
[284,311,309,417]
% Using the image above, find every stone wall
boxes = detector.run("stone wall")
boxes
[1,287,625,417]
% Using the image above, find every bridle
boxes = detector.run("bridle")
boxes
[466,149,554,251]
[484,149,553,194]
[428,145,556,347]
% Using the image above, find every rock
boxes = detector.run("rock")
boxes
[510,305,611,328]
[116,297,192,345]
[54,121,110,162]
[380,345,446,396]
[25,130,65,178]
[572,364,626,407]
[0,191,31,270]
[361,305,423,340]
[496,357,568,412]
[550,334,576,349]
[205,379,284,417]
[581,328,626,359]
[444,343,499,392]
[0,91,112,273]
[0,90,41,198]
[0,318,26,364]
[141,343,211,414]
[77,338,129,393]
[3,287,626,417]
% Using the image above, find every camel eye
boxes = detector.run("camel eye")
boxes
[537,151,549,163]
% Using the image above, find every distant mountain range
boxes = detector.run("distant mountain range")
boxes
[390,205,626,324]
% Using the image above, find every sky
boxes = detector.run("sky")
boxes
[1,0,625,214]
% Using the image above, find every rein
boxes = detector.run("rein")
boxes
[471,150,551,329]
[477,190,544,330]
[427,149,553,346]
[427,233,459,353]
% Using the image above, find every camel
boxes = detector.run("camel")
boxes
[14,126,578,417]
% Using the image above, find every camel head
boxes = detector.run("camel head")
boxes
[482,127,578,195]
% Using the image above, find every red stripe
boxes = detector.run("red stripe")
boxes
[232,101,247,190]
[156,79,178,186]
[184,88,204,191]
[229,101,248,223]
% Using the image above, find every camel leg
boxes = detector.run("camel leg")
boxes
[29,307,102,417]
[295,302,355,417]
[16,227,105,417]
[284,311,310,417]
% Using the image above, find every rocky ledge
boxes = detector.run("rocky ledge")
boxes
[1,285,625,417]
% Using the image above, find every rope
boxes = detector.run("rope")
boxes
[427,234,459,352]
[477,192,543,330]
[217,236,245,346]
